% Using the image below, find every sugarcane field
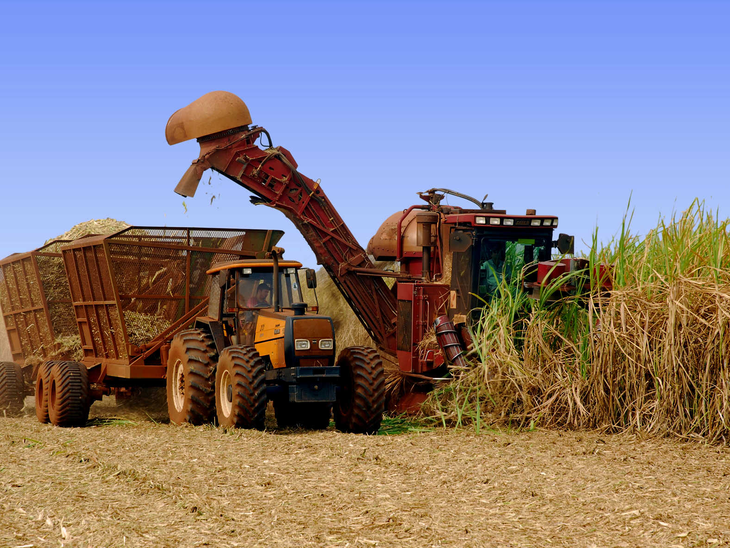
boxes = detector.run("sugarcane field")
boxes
[2,2,729,547]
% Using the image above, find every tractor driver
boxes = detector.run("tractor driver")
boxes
[247,282,272,308]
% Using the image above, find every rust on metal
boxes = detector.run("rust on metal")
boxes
[0,226,285,388]
[0,240,74,365]
[165,91,252,145]
[167,96,400,354]
[61,227,282,374]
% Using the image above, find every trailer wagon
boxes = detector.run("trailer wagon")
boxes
[0,226,283,424]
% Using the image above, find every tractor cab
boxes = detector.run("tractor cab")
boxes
[204,259,336,370]
[199,257,342,429]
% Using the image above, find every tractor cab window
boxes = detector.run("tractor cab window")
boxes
[475,236,550,302]
[236,268,304,309]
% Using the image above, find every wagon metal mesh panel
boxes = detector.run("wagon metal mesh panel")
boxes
[62,227,282,362]
[63,241,127,361]
[37,241,76,338]
[0,240,73,364]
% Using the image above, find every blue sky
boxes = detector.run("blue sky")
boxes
[0,0,728,267]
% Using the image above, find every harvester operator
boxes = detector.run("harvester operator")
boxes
[481,244,509,298]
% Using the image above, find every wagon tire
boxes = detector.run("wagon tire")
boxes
[47,361,90,427]
[167,329,216,425]
[34,361,54,423]
[215,346,266,430]
[0,361,25,417]
[334,347,385,434]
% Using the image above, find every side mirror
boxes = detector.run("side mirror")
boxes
[555,233,575,255]
[305,268,317,289]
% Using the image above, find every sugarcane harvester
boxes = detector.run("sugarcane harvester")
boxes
[166,92,579,411]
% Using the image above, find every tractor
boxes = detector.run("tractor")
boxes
[176,251,385,433]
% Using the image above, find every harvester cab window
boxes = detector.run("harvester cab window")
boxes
[475,236,551,301]
[478,241,510,299]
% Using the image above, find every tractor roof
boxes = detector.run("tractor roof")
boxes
[207,259,303,275]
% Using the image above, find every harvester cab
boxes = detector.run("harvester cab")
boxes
[403,188,576,313]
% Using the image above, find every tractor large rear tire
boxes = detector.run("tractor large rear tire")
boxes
[215,346,266,430]
[0,361,25,417]
[48,361,90,427]
[334,347,385,434]
[166,329,216,425]
[34,361,54,423]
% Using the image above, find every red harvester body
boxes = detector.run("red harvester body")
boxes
[166,91,597,410]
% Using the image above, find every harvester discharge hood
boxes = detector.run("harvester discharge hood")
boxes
[166,91,252,197]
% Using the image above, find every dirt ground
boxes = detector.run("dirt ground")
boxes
[1,401,730,548]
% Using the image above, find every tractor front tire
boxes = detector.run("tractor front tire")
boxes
[167,329,216,425]
[34,361,54,423]
[47,361,90,427]
[334,347,385,434]
[215,346,266,430]
[0,361,25,417]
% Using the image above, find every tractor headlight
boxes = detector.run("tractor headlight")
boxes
[530,219,542,226]
[543,219,552,226]
[503,218,514,226]
[294,339,311,350]
[475,216,487,225]
[318,338,334,350]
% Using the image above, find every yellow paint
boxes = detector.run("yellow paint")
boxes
[254,315,287,368]
[255,338,286,369]
[254,315,285,342]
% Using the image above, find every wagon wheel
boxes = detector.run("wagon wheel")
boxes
[48,361,90,427]
[166,329,216,425]
[34,361,55,423]
[215,346,266,430]
[274,399,331,430]
[0,361,25,417]
[334,347,385,434]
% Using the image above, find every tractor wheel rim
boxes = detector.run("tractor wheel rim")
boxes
[219,369,232,417]
[172,359,185,413]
